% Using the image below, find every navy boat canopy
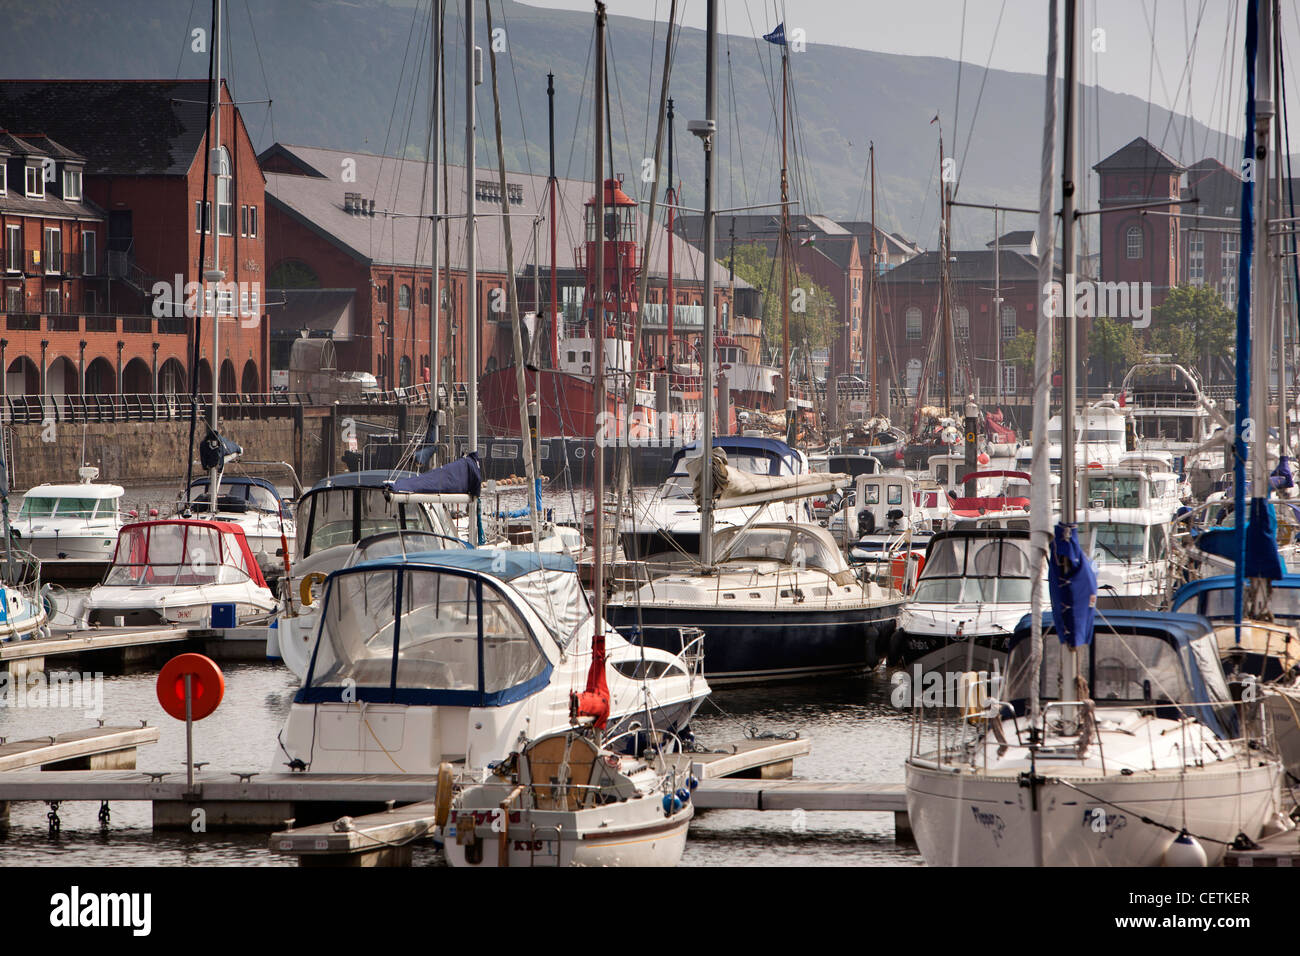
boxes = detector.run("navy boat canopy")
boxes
[307,469,416,493]
[1008,610,1237,740]
[347,547,576,581]
[670,436,801,476]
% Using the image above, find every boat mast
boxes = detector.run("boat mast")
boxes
[465,0,480,542]
[868,142,877,416]
[994,209,1001,405]
[428,0,441,447]
[667,99,676,369]
[1060,0,1081,715]
[1252,0,1274,502]
[593,0,608,626]
[206,0,223,514]
[548,73,559,369]
[938,131,954,414]
[779,41,790,410]
[698,0,718,567]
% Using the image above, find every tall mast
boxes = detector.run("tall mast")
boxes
[938,131,953,414]
[1252,0,1274,498]
[667,99,676,367]
[779,46,790,409]
[206,0,223,513]
[867,142,877,414]
[593,2,607,627]
[428,0,441,436]
[994,209,1002,405]
[465,0,480,541]
[548,73,559,368]
[698,0,718,566]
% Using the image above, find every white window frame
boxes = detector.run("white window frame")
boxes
[0,162,6,195]
[216,147,233,237]
[1002,363,1017,394]
[195,200,211,234]
[44,287,61,314]
[62,167,81,201]
[1188,231,1204,285]
[1000,305,1017,340]
[4,225,20,273]
[249,205,258,239]
[43,227,61,275]
[1126,225,1143,260]
[25,165,44,198]
[6,285,23,312]
[953,305,970,340]
[905,306,922,341]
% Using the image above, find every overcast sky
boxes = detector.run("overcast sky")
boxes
[520,0,1300,146]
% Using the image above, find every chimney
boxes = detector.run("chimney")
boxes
[368,199,376,217]
[343,192,354,214]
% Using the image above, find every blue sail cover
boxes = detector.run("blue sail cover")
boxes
[1048,523,1097,648]
[1244,497,1285,580]
[1271,455,1295,491]
[389,453,482,497]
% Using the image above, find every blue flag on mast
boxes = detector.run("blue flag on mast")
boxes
[763,23,786,45]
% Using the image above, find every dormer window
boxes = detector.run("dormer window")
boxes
[62,167,81,201]
[25,164,44,198]
[0,163,6,195]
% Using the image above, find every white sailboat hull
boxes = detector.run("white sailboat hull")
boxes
[905,759,1280,866]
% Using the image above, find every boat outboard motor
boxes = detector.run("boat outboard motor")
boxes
[886,508,905,531]
[857,509,876,537]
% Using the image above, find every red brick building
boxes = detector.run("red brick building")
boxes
[260,142,742,391]
[1093,136,1184,301]
[0,79,269,399]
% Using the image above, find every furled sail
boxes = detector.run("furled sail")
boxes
[684,448,848,509]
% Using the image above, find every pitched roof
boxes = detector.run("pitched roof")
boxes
[263,142,748,284]
[986,230,1035,248]
[0,80,216,176]
[1092,136,1184,173]
[878,248,1054,284]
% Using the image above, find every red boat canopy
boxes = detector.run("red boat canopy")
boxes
[111,519,268,590]
[957,470,1031,485]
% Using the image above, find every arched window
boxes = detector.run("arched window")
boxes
[953,305,969,340]
[399,284,411,310]
[217,147,233,237]
[905,306,922,341]
[1125,225,1143,260]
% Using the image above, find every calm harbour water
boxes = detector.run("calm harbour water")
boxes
[0,665,924,867]
[4,479,927,866]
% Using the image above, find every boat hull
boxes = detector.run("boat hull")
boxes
[905,760,1280,866]
[444,802,692,867]
[608,601,900,684]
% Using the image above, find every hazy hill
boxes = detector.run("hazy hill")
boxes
[0,0,1242,248]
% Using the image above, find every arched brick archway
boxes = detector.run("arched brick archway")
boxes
[196,359,213,394]
[219,359,237,398]
[240,360,260,394]
[6,356,39,395]
[84,357,116,395]
[158,358,187,394]
[122,357,152,394]
[47,356,80,396]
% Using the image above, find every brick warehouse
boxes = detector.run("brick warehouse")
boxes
[0,79,269,400]
[259,142,746,391]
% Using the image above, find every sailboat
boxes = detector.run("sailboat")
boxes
[0,441,51,642]
[904,0,1282,866]
[604,7,903,684]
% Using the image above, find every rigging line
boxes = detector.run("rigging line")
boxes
[562,28,595,184]
[1152,0,1210,160]
[952,0,966,179]
[605,22,637,184]
[496,0,537,179]
[952,0,1007,204]
[175,0,200,79]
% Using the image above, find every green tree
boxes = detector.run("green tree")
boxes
[1004,328,1062,377]
[1148,284,1233,380]
[730,242,839,357]
[1088,315,1143,386]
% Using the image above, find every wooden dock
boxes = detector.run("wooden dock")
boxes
[0,726,160,773]
[1,623,273,672]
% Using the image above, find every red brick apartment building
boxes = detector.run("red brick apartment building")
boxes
[0,79,268,400]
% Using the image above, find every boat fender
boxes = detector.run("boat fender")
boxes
[863,624,880,667]
[662,793,684,815]
[435,762,455,830]
[875,624,894,664]
[687,775,699,791]
[676,787,691,805]
[299,572,327,608]
[888,627,907,667]
[1162,830,1207,867]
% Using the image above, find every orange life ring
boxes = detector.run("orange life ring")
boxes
[890,552,925,593]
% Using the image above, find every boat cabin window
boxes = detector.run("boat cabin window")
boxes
[308,568,548,697]
[300,488,434,558]
[1200,585,1300,622]
[1007,630,1232,734]
[1136,415,1197,442]
[913,536,1033,604]
[864,485,880,505]
[1080,522,1146,564]
[935,464,949,485]
[190,480,281,514]
[887,484,903,506]
[103,523,254,587]
[1085,475,1142,509]
[19,496,103,518]
[716,526,844,573]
